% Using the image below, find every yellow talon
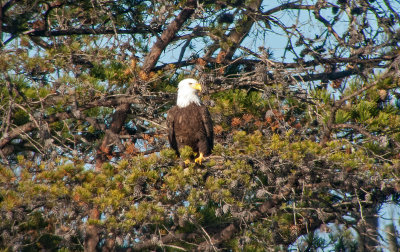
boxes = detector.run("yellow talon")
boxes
[184,159,191,165]
[194,152,204,165]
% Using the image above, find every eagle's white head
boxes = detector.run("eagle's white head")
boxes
[176,78,202,107]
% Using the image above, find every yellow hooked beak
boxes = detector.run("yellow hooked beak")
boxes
[192,83,202,92]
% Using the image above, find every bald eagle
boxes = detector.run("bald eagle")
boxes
[167,78,214,164]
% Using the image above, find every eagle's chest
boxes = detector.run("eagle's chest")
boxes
[174,110,203,143]
[175,108,201,127]
[167,102,213,156]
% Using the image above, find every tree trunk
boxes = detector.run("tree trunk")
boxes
[95,103,130,171]
[357,207,379,252]
[385,221,399,252]
[85,208,100,252]
[86,103,130,250]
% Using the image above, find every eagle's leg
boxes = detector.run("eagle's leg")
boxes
[194,152,204,164]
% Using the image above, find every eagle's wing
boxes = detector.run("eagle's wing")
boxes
[200,106,214,152]
[167,107,178,154]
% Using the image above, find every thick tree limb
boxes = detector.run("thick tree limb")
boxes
[95,103,130,171]
[0,111,72,150]
[90,99,132,250]
[0,95,145,151]
[142,0,197,73]
[205,0,262,61]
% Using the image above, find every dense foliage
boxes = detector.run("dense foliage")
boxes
[1,0,400,251]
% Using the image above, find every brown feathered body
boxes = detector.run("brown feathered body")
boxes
[167,103,213,157]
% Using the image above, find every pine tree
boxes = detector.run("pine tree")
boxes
[1,0,400,250]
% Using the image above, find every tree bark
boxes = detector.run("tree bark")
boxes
[85,208,100,252]
[357,207,379,252]
[385,221,399,252]
[206,0,262,61]
[141,0,197,73]
[86,103,131,251]
[95,103,130,171]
